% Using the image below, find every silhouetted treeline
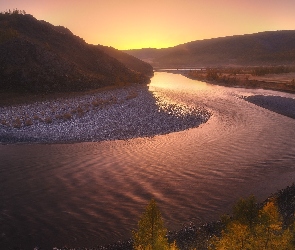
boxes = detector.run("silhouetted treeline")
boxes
[251,65,294,76]
[0,8,26,15]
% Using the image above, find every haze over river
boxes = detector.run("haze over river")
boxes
[1,72,295,249]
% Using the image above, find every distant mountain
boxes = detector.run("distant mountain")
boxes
[0,13,153,93]
[97,45,153,78]
[124,31,295,68]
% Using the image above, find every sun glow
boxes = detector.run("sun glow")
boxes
[1,0,295,49]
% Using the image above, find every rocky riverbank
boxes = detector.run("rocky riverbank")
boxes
[40,184,295,250]
[0,84,211,144]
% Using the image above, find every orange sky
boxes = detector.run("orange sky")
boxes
[1,0,295,50]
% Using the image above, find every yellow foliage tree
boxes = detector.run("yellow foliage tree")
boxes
[210,197,294,250]
[133,199,178,250]
[251,199,293,250]
[210,221,251,250]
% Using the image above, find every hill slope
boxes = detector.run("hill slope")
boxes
[0,13,153,93]
[124,31,295,68]
[97,45,153,78]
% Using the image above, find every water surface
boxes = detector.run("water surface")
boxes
[1,72,295,249]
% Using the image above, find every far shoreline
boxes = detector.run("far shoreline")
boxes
[1,71,295,145]
[183,68,295,94]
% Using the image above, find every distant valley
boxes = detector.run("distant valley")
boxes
[124,30,295,68]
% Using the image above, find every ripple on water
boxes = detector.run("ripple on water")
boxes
[1,73,295,249]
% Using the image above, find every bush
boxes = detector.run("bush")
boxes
[54,114,61,120]
[13,118,22,128]
[1,119,7,126]
[24,119,33,126]
[45,117,52,124]
[33,115,40,120]
[63,113,72,120]
[92,100,101,107]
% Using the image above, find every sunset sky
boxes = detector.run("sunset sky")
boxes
[1,0,295,50]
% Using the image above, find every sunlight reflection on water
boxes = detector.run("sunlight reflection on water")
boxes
[1,72,295,249]
[148,72,212,116]
[149,72,210,92]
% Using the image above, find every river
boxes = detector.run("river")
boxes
[1,72,295,249]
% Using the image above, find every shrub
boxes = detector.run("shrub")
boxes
[13,118,22,128]
[92,100,100,107]
[55,114,62,119]
[24,119,33,126]
[33,115,40,120]
[63,113,72,120]
[109,95,118,104]
[45,117,52,124]
[76,107,84,117]
[1,119,7,126]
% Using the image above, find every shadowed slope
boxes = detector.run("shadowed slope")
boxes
[124,31,295,67]
[0,13,152,94]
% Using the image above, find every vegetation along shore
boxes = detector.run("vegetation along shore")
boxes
[40,184,295,250]
[184,65,295,94]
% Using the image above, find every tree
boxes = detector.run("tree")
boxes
[210,197,294,250]
[253,199,293,249]
[210,221,251,250]
[232,195,259,231]
[133,199,172,250]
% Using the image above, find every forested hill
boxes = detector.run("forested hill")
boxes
[0,12,153,93]
[124,30,295,68]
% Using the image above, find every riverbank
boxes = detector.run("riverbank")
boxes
[183,69,295,94]
[0,84,210,144]
[2,72,295,250]
[244,95,295,119]
[178,70,295,120]
[1,79,295,144]
[50,184,295,250]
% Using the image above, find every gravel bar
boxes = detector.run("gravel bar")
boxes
[0,85,211,144]
[245,95,295,119]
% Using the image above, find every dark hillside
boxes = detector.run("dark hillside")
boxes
[0,13,152,94]
[97,45,154,78]
[124,31,295,68]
